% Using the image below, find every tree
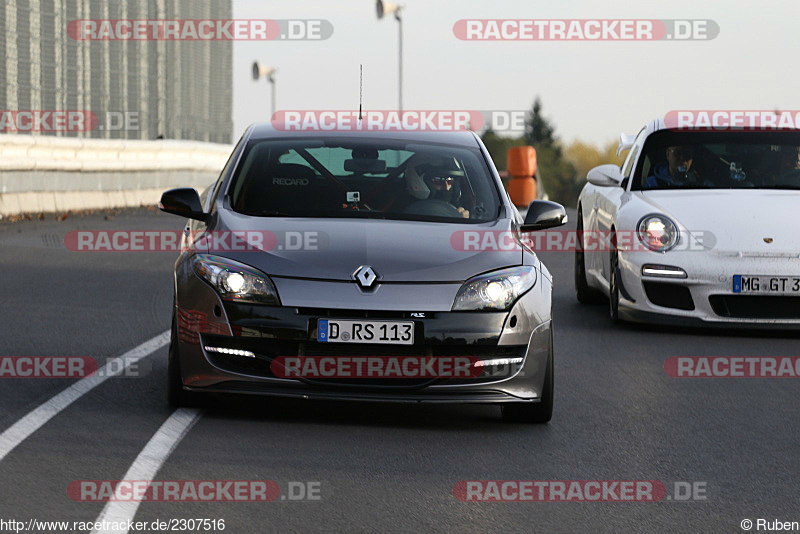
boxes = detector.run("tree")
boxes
[555,140,626,207]
[523,98,576,204]
[482,99,623,208]
[564,140,625,183]
[525,97,559,156]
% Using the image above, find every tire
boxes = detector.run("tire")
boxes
[501,327,554,424]
[609,248,621,323]
[575,207,603,304]
[168,306,201,408]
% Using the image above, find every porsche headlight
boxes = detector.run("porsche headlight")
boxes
[452,266,537,311]
[191,254,280,305]
[637,215,679,252]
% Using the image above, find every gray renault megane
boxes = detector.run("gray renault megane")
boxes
[159,124,566,423]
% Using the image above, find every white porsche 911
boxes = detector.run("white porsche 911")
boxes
[575,118,800,327]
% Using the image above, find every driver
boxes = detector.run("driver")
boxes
[402,156,470,218]
[777,145,800,184]
[645,145,703,187]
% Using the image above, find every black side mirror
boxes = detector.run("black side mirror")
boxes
[159,188,207,222]
[521,200,567,232]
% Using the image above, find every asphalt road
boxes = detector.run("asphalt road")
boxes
[1,208,798,533]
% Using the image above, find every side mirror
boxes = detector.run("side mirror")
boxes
[159,188,207,221]
[587,164,623,187]
[521,200,567,232]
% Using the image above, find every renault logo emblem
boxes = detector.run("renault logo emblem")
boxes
[353,265,379,288]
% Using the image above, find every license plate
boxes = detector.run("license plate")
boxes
[317,319,414,345]
[733,275,800,294]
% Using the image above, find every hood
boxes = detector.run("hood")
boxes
[640,189,800,254]
[201,211,522,282]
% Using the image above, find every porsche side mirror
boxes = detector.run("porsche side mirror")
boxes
[159,188,207,222]
[521,200,567,232]
[587,164,624,187]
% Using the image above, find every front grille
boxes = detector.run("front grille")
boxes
[299,341,435,388]
[709,295,800,319]
[200,334,526,387]
[301,343,431,357]
[643,281,695,311]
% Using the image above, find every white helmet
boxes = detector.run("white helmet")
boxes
[404,154,441,200]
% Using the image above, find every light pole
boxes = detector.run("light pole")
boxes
[252,62,278,116]
[376,1,404,111]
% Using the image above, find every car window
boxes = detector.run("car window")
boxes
[277,149,318,170]
[227,138,501,223]
[632,131,800,190]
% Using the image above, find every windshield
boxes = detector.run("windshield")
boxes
[227,138,501,223]
[633,131,800,191]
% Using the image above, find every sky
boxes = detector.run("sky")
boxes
[232,0,799,147]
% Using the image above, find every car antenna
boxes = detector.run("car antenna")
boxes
[358,64,363,123]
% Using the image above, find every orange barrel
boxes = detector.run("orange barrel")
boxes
[506,146,537,207]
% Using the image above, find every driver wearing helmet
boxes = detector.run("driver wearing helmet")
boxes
[645,145,702,187]
[777,145,800,184]
[402,156,470,218]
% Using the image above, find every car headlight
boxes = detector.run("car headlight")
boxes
[191,254,280,305]
[637,214,679,252]
[452,266,537,311]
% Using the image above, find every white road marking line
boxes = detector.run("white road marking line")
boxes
[91,408,202,534]
[0,331,170,462]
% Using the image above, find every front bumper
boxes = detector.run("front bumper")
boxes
[617,249,800,328]
[174,263,554,403]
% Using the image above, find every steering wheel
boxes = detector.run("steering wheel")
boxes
[402,199,464,218]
